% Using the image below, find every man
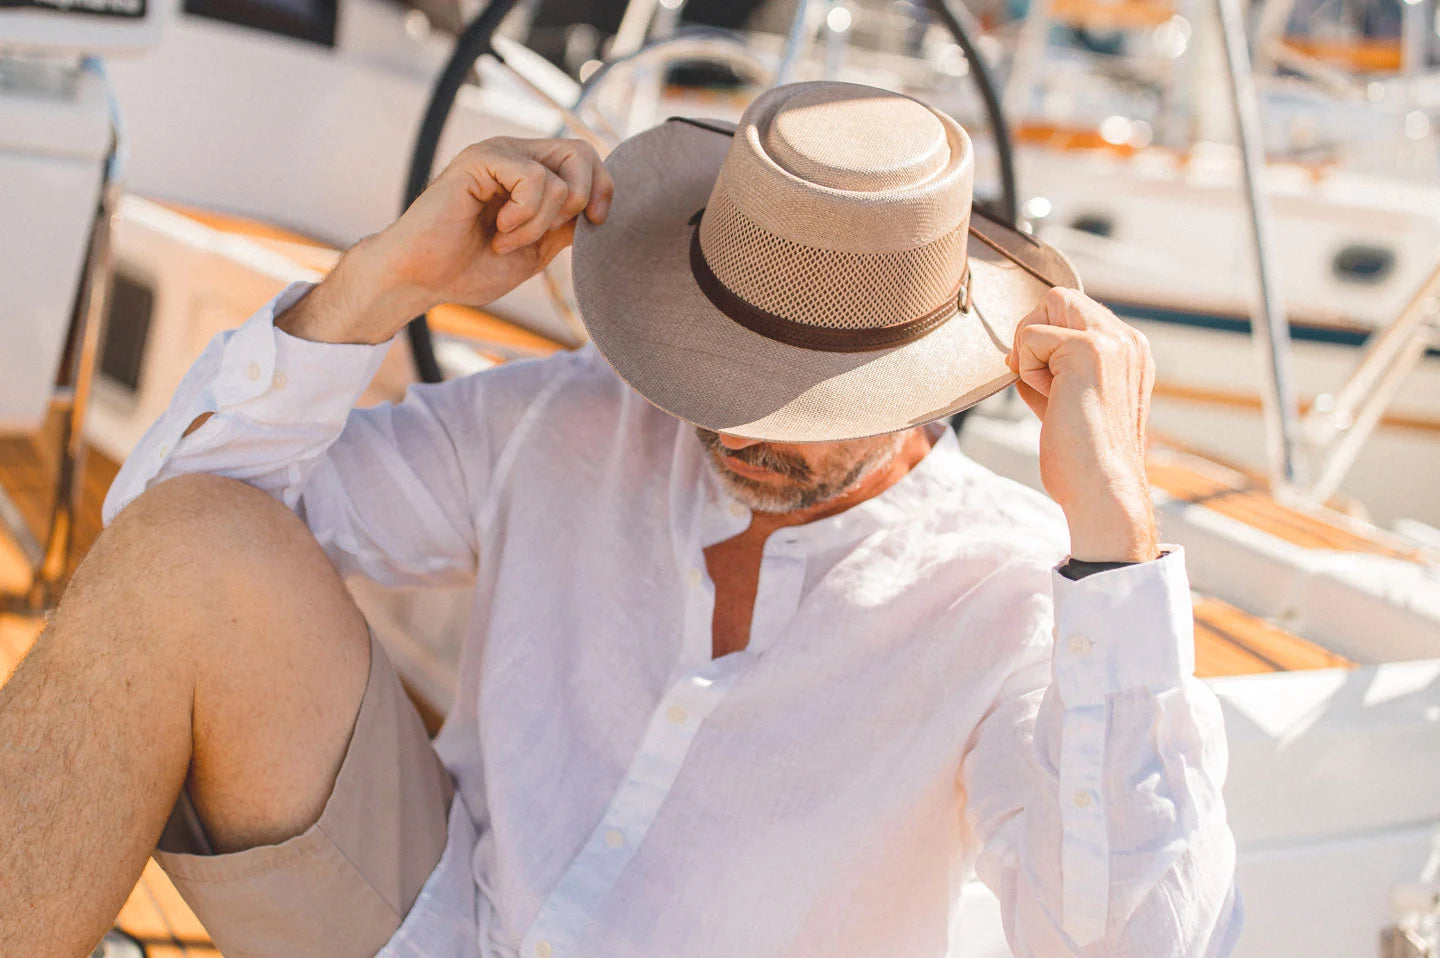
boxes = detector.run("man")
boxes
[0,82,1240,956]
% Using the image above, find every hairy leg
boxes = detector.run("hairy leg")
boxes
[0,474,371,956]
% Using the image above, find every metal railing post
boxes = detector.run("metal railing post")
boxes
[1213,0,1303,490]
[2,56,122,613]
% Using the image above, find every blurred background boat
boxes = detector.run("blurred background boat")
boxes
[3,0,1440,955]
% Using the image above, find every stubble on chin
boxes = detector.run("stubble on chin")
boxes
[695,427,905,515]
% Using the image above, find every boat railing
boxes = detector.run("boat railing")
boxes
[1297,262,1440,508]
[0,38,130,612]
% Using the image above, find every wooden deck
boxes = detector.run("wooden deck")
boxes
[1148,443,1425,560]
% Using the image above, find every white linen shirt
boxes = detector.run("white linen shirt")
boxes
[104,283,1242,958]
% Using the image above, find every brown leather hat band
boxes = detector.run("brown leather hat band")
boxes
[688,225,971,354]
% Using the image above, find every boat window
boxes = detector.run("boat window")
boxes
[1332,244,1395,284]
[183,0,337,46]
[1070,213,1114,238]
[99,270,155,395]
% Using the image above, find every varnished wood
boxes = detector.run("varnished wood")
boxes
[1046,0,1176,30]
[1151,380,1440,436]
[0,405,119,588]
[1146,445,1424,560]
[113,860,221,957]
[1282,37,1403,72]
[1193,596,1352,677]
[160,201,567,358]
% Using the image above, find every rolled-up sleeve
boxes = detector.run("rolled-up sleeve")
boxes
[959,548,1242,956]
[102,282,482,588]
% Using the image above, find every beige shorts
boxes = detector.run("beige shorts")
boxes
[154,630,453,958]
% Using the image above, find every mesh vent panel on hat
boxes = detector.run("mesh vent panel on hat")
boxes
[698,188,969,331]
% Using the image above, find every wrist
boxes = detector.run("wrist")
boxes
[277,236,435,345]
[1061,482,1159,563]
[334,236,441,342]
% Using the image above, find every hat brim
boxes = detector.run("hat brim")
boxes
[572,118,1080,442]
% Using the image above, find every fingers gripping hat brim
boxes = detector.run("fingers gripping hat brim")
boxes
[571,118,1081,443]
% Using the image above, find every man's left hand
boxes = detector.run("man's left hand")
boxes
[1005,288,1159,563]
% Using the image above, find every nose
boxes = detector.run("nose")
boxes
[718,433,761,451]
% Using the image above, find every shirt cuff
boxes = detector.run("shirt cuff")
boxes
[211,281,393,424]
[1050,547,1195,708]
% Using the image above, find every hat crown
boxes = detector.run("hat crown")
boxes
[761,86,950,193]
[697,82,975,336]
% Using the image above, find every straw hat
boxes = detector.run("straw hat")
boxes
[571,81,1081,442]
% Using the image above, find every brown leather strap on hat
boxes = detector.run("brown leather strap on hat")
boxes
[687,222,971,353]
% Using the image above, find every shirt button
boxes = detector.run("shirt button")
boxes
[604,828,625,849]
[728,501,747,518]
[666,704,688,724]
[1073,790,1093,809]
[158,443,170,457]
[246,361,261,381]
[273,370,288,389]
[534,941,552,958]
[686,567,703,587]
[1068,634,1092,657]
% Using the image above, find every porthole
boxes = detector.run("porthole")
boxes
[1332,245,1395,284]
[1070,213,1114,238]
[99,270,155,395]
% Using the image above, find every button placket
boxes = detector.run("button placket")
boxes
[519,661,745,958]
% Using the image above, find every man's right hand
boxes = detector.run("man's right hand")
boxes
[278,137,613,346]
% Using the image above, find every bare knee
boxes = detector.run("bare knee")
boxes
[89,475,337,608]
[98,473,317,585]
[59,475,373,853]
[68,474,368,667]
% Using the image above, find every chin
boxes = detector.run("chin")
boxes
[714,468,808,514]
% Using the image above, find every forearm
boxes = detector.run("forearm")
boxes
[276,236,436,346]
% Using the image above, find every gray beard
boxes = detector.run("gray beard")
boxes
[702,433,906,514]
